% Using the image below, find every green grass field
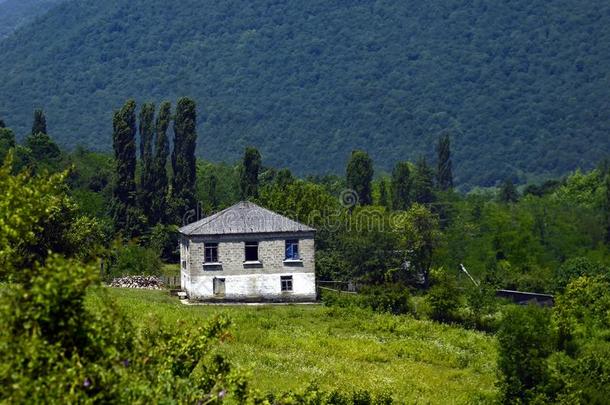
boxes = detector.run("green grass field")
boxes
[96,288,498,403]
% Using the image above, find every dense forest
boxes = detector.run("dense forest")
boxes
[0,0,609,188]
[0,0,62,39]
[1,101,610,401]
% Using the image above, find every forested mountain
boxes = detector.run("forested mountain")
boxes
[0,0,608,187]
[0,0,62,39]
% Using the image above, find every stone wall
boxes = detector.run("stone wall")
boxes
[182,232,316,301]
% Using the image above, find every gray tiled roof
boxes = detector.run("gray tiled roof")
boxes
[179,201,315,236]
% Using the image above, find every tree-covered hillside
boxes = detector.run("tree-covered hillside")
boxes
[0,0,608,187]
[0,0,63,40]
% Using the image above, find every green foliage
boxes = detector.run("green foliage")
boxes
[400,204,441,287]
[436,133,453,191]
[106,243,163,279]
[498,178,519,203]
[0,0,62,40]
[138,102,156,221]
[24,131,61,164]
[31,108,47,135]
[111,100,143,237]
[239,146,262,200]
[346,150,374,205]
[413,157,435,205]
[1,0,609,187]
[150,101,171,224]
[145,223,180,261]
[0,127,16,162]
[391,161,411,210]
[426,270,461,322]
[171,97,198,216]
[553,257,609,292]
[496,305,555,404]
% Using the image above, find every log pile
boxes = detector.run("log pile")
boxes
[109,276,165,290]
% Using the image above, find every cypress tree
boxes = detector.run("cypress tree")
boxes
[499,178,519,203]
[138,102,156,221]
[171,97,198,216]
[346,150,373,205]
[379,179,390,208]
[111,100,140,235]
[239,147,262,199]
[31,109,47,135]
[0,119,5,128]
[604,174,610,245]
[436,133,453,191]
[392,161,412,210]
[150,101,171,224]
[413,156,435,205]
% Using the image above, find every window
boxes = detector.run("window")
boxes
[281,275,293,292]
[245,241,259,262]
[181,260,187,269]
[285,239,299,260]
[204,242,219,263]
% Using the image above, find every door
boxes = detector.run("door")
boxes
[213,278,225,296]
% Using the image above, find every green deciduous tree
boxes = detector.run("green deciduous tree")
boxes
[436,133,453,191]
[391,161,411,210]
[239,146,262,199]
[171,97,197,218]
[497,305,555,404]
[402,203,441,288]
[346,150,373,205]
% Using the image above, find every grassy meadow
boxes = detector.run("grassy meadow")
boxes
[90,288,499,403]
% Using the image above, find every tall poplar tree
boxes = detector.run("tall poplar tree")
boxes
[171,97,197,217]
[379,179,390,208]
[499,178,519,203]
[346,150,373,205]
[413,156,435,205]
[239,147,262,199]
[436,133,453,191]
[112,100,140,235]
[31,109,47,135]
[150,102,171,224]
[138,102,156,221]
[392,161,412,210]
[604,173,610,245]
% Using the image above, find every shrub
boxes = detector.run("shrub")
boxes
[359,284,413,315]
[426,272,461,323]
[321,285,413,315]
[106,243,162,280]
[496,305,555,404]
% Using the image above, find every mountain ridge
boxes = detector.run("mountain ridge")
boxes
[0,0,608,187]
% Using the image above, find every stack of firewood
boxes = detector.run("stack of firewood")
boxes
[109,276,165,290]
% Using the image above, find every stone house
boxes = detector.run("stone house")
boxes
[178,201,316,301]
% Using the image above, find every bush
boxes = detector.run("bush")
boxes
[465,284,499,331]
[145,223,180,261]
[359,284,413,315]
[321,285,413,315]
[497,305,555,404]
[426,272,461,323]
[106,243,162,280]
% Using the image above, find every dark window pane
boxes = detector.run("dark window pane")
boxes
[204,243,218,262]
[285,239,299,260]
[245,241,258,261]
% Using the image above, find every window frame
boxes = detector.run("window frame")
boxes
[204,242,219,263]
[285,239,300,261]
[280,275,293,292]
[244,241,259,262]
